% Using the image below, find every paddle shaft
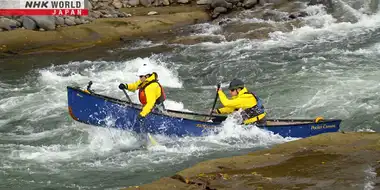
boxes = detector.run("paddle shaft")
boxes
[138,115,158,146]
[86,81,94,93]
[120,84,158,145]
[208,83,221,119]
[121,88,133,103]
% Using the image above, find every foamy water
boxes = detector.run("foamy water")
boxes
[1,54,294,190]
[175,1,380,129]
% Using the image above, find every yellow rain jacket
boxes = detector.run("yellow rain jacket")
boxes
[124,72,165,117]
[216,87,266,124]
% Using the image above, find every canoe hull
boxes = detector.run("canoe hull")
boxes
[67,86,341,138]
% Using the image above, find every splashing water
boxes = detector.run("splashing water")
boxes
[1,53,293,189]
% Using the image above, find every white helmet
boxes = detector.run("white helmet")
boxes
[137,64,152,76]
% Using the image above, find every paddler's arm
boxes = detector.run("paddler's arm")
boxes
[217,90,241,107]
[216,106,235,114]
[214,90,237,114]
[139,83,159,117]
[125,80,141,92]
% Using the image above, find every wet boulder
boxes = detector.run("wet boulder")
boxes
[197,0,212,5]
[28,16,56,30]
[225,0,239,5]
[211,0,229,8]
[123,132,380,190]
[128,0,140,6]
[258,0,266,6]
[177,0,190,3]
[217,18,232,26]
[212,7,228,18]
[0,17,18,31]
[288,11,309,19]
[64,17,77,26]
[140,0,153,6]
[112,0,123,8]
[55,16,65,26]
[21,16,37,30]
[243,0,258,8]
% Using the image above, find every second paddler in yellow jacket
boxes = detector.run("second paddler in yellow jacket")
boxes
[118,64,166,121]
[212,78,267,125]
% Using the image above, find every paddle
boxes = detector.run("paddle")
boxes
[139,118,158,147]
[121,88,132,104]
[208,83,221,121]
[84,81,94,94]
[120,87,158,147]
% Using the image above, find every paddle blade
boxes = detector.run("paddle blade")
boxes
[147,133,158,146]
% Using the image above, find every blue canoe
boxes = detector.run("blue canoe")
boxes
[67,84,342,138]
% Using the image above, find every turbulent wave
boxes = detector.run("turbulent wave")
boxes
[0,54,294,189]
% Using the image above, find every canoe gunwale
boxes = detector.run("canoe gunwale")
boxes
[67,86,342,127]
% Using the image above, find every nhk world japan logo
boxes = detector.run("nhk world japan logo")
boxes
[0,0,89,16]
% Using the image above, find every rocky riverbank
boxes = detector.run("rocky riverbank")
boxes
[0,0,331,55]
[123,132,380,190]
[0,5,210,55]
[0,0,282,32]
[0,0,201,31]
[0,0,319,32]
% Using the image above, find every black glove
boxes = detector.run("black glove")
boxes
[216,83,221,91]
[119,83,127,90]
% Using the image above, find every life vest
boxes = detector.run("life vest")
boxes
[138,80,166,105]
[240,92,265,121]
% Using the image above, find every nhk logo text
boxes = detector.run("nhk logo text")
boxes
[25,1,83,8]
[23,0,86,16]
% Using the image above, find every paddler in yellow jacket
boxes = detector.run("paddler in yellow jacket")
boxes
[212,79,267,125]
[118,64,166,121]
